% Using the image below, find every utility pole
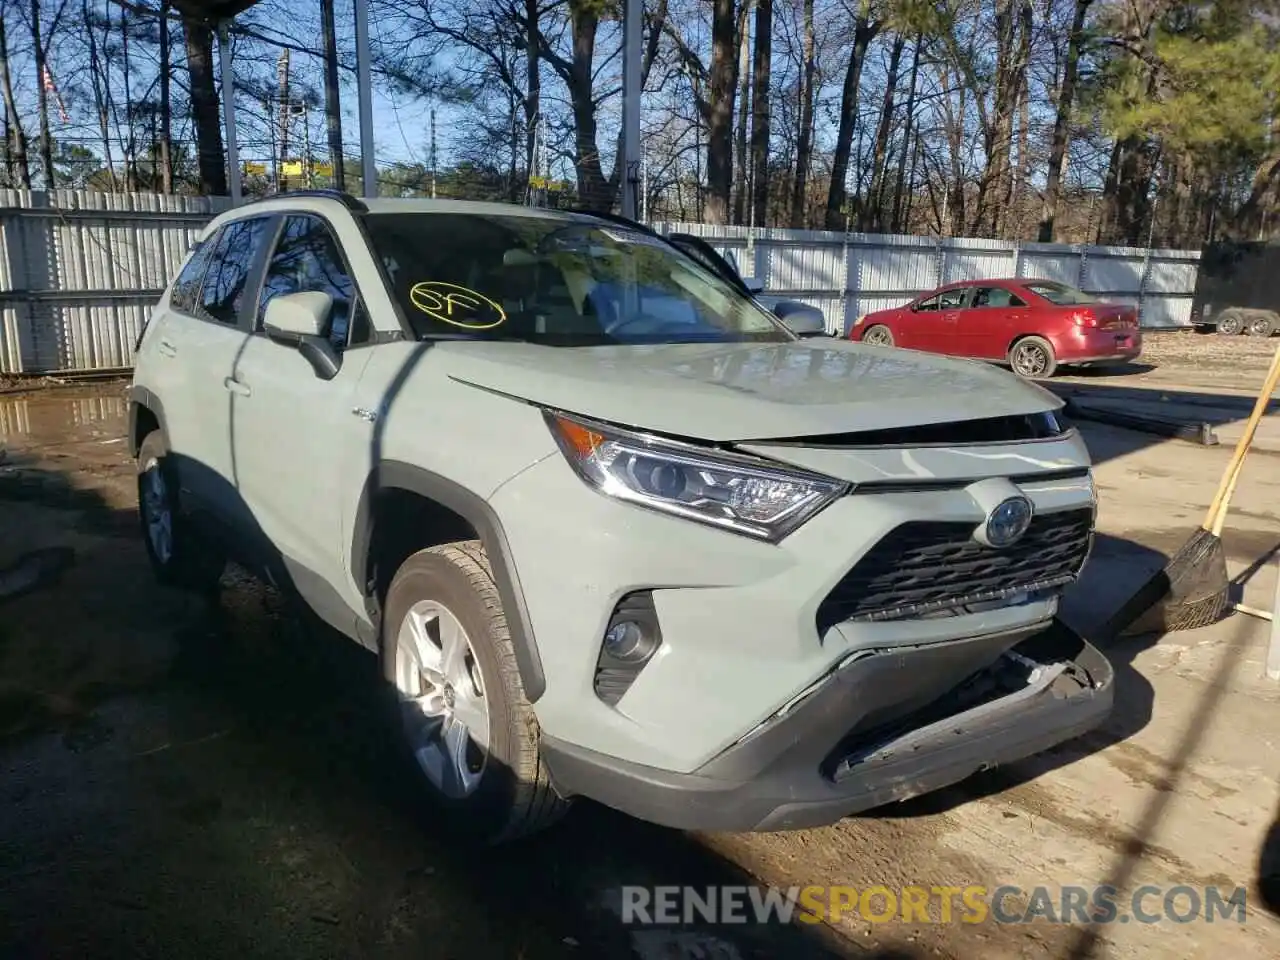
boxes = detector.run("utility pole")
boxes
[320,0,345,190]
[276,49,290,191]
[430,108,438,198]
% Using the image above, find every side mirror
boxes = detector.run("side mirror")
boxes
[744,276,765,295]
[770,299,829,337]
[263,291,341,381]
[264,290,332,340]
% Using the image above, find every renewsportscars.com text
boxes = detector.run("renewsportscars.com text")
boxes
[619,884,1248,926]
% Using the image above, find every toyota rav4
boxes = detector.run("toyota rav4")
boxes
[128,192,1114,844]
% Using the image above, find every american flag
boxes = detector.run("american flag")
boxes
[41,65,70,123]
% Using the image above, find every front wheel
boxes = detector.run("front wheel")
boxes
[1009,336,1058,379]
[136,430,224,592]
[862,324,895,347]
[381,542,569,844]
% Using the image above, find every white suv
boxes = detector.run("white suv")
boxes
[129,191,1113,844]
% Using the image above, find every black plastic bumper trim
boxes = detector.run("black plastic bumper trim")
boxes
[541,618,1114,833]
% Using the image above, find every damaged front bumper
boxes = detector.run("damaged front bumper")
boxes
[541,618,1114,832]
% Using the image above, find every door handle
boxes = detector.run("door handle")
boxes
[223,377,251,397]
[157,339,177,357]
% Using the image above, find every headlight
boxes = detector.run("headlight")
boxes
[545,411,847,542]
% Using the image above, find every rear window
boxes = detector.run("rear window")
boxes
[1022,281,1097,305]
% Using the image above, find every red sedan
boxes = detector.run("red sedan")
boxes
[848,278,1142,378]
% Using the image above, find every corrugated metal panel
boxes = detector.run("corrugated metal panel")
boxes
[1139,295,1193,328]
[1083,254,1145,294]
[1018,252,1080,285]
[856,244,937,296]
[0,189,219,372]
[766,242,842,291]
[943,248,1016,284]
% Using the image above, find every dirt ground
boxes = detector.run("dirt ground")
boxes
[2,333,1280,960]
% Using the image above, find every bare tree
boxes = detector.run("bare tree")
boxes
[749,0,771,225]
[1038,0,1092,241]
[0,7,31,187]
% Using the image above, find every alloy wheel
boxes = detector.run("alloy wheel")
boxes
[393,599,490,798]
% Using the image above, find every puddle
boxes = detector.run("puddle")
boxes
[0,389,128,448]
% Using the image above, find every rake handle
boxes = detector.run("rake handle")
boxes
[1204,341,1280,534]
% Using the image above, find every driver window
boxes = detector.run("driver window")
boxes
[258,215,362,350]
[938,288,967,309]
[915,294,940,312]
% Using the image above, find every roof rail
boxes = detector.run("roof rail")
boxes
[242,188,368,213]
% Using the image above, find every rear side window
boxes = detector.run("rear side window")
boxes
[198,217,271,325]
[971,286,1026,308]
[170,239,215,314]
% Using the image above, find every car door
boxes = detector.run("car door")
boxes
[898,288,965,353]
[932,285,971,355]
[227,213,376,634]
[162,216,272,525]
[955,285,1026,359]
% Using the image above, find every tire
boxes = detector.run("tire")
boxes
[381,541,568,844]
[862,324,895,347]
[1008,335,1058,379]
[1244,310,1277,338]
[1216,309,1245,336]
[136,430,225,593]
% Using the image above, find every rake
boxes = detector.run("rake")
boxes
[1102,340,1280,639]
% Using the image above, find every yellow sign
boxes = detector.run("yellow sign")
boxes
[313,163,333,177]
[529,175,549,189]
[281,161,303,177]
[243,162,266,176]
[408,281,507,330]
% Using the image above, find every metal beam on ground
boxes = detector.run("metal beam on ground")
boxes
[620,0,642,219]
[353,0,377,198]
[217,21,241,204]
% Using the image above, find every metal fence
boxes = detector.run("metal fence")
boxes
[0,189,1201,374]
[652,222,1203,337]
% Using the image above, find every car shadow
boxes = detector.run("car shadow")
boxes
[1060,360,1158,378]
[0,462,929,960]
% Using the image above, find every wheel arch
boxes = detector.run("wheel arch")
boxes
[128,385,167,458]
[351,461,547,703]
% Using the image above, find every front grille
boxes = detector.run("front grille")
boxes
[818,508,1094,627]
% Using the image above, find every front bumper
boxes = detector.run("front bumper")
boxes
[493,430,1097,773]
[542,618,1113,832]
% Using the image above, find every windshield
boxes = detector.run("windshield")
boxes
[1022,280,1098,305]
[361,211,792,346]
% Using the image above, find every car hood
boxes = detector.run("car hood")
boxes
[441,339,1062,442]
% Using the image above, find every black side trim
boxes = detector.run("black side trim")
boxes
[351,461,547,701]
[127,385,167,457]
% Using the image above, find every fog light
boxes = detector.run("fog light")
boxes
[595,592,664,706]
[604,620,656,662]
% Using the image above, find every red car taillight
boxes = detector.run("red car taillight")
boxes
[1071,309,1098,328]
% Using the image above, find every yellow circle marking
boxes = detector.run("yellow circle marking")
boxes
[408,281,507,330]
